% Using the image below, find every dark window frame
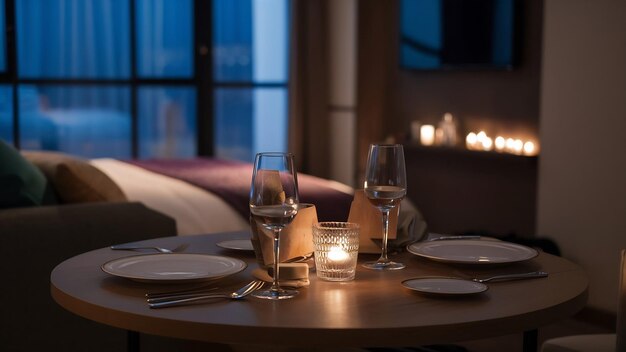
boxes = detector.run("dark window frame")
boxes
[1,0,289,159]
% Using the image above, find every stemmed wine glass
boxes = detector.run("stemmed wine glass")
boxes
[249,152,300,299]
[362,144,407,270]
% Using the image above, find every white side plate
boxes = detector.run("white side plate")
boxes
[102,254,247,284]
[402,277,488,296]
[407,240,538,265]
[216,239,254,251]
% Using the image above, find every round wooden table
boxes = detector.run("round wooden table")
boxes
[51,231,587,349]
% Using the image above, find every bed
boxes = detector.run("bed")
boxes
[19,150,424,246]
[90,157,356,236]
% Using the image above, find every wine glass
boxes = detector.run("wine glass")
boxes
[249,152,300,299]
[362,144,407,270]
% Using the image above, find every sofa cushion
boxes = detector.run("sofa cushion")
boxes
[22,151,127,203]
[0,140,58,208]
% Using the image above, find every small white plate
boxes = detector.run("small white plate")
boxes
[102,254,247,284]
[407,240,538,265]
[402,277,488,296]
[216,239,254,251]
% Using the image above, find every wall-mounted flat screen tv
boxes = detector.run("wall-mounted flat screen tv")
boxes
[400,0,517,70]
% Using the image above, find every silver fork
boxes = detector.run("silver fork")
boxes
[148,280,265,309]
[472,271,548,283]
[110,243,188,254]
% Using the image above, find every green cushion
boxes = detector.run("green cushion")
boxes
[0,140,58,208]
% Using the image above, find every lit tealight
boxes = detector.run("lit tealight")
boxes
[420,125,435,146]
[466,132,477,149]
[506,138,515,152]
[476,131,487,143]
[495,136,505,151]
[481,136,493,151]
[513,139,524,154]
[523,141,535,155]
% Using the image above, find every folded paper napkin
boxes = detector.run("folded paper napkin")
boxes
[252,263,310,287]
[348,189,428,253]
[249,170,318,266]
[250,203,317,266]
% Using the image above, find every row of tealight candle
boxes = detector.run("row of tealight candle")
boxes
[466,131,537,156]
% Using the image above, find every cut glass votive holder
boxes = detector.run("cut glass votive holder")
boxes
[312,222,360,282]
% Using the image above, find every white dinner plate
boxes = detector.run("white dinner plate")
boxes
[402,277,488,296]
[407,240,538,265]
[216,239,254,251]
[101,254,247,284]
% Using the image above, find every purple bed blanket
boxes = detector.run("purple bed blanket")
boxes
[125,158,354,222]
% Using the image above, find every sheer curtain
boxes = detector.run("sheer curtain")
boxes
[16,0,131,156]
[288,0,331,178]
[17,0,130,79]
[15,0,195,158]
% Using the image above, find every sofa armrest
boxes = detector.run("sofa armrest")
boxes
[0,202,177,351]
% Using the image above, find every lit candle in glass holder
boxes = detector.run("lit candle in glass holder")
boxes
[466,132,477,149]
[420,125,435,146]
[495,136,506,151]
[313,222,360,282]
[506,138,515,152]
[523,141,535,156]
[476,131,487,144]
[481,136,493,151]
[328,246,350,264]
[513,139,524,154]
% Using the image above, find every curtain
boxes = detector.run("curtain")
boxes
[288,0,331,178]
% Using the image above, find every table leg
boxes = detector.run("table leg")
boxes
[523,329,538,352]
[127,330,140,352]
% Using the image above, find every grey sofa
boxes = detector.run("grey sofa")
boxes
[0,201,177,351]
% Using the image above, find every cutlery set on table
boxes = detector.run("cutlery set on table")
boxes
[400,235,549,295]
[101,147,549,307]
[103,233,550,307]
[105,241,267,308]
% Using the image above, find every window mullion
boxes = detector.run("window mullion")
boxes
[195,0,213,156]
[130,0,138,158]
[5,0,18,147]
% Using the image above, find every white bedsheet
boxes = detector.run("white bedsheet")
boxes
[90,158,250,236]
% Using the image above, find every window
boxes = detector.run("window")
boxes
[213,0,290,161]
[0,0,290,162]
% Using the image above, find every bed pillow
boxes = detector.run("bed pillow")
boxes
[22,151,127,203]
[0,140,58,208]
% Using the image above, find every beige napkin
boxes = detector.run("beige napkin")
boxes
[252,263,310,287]
[348,189,428,253]
[255,169,286,204]
[348,190,399,253]
[249,169,317,266]
[250,203,317,266]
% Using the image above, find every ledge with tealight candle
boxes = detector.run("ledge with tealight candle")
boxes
[420,125,435,146]
[464,131,539,156]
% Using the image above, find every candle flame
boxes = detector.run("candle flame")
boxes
[523,141,535,155]
[328,246,349,262]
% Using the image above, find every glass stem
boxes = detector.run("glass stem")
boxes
[378,208,391,263]
[271,228,281,293]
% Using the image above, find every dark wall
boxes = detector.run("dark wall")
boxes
[357,0,543,149]
[389,0,544,140]
[357,0,544,236]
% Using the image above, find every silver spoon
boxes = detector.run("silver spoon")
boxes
[472,271,548,283]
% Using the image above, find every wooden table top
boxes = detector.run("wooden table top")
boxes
[51,232,588,347]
